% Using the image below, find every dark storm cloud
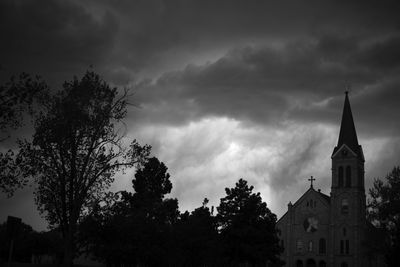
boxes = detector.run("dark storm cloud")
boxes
[0,0,118,85]
[355,35,400,71]
[2,0,400,229]
[81,0,400,80]
[2,0,400,85]
[133,34,400,138]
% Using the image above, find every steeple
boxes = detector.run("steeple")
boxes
[332,92,363,159]
[330,91,366,267]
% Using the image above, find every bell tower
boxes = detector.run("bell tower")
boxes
[330,92,366,267]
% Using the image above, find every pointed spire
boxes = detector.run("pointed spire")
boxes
[337,91,359,154]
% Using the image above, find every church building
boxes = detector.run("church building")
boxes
[276,92,379,267]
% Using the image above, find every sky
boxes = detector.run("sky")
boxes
[1,0,400,231]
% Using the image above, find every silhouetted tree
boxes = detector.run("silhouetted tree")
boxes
[0,73,47,196]
[30,230,63,264]
[16,71,150,267]
[0,73,47,139]
[217,179,283,267]
[79,192,139,267]
[131,157,179,223]
[126,157,179,266]
[368,166,400,267]
[80,157,179,267]
[170,198,222,266]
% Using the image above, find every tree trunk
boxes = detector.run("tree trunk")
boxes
[63,230,74,267]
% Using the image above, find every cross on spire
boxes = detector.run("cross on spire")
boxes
[308,176,315,188]
[345,83,351,94]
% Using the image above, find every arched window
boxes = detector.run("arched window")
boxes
[343,227,347,236]
[341,262,348,267]
[346,166,351,187]
[319,261,326,267]
[341,199,349,214]
[308,241,313,252]
[319,238,326,254]
[338,166,344,187]
[340,240,344,254]
[296,260,303,267]
[297,239,303,251]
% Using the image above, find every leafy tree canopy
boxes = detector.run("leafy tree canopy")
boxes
[16,71,150,267]
[368,166,400,267]
[0,73,47,196]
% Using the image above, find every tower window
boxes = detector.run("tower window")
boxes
[296,239,303,251]
[338,166,344,187]
[319,238,326,254]
[341,199,349,214]
[346,166,351,187]
[340,240,344,254]
[340,240,350,254]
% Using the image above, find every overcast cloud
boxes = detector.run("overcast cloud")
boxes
[1,0,400,231]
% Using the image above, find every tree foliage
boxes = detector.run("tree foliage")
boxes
[0,73,47,196]
[217,178,283,267]
[171,198,221,266]
[80,157,179,266]
[0,150,25,197]
[368,166,400,267]
[80,171,282,266]
[0,73,47,139]
[16,71,150,267]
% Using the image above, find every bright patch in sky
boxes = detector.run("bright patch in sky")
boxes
[117,117,342,217]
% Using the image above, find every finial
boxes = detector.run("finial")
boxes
[345,83,351,95]
[308,176,316,188]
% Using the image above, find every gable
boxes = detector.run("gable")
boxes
[332,143,357,159]
[277,187,331,225]
[292,187,330,210]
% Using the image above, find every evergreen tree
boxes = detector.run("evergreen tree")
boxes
[80,157,179,267]
[217,178,283,267]
[171,198,221,266]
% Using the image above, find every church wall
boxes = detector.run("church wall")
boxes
[330,146,367,267]
[277,190,330,267]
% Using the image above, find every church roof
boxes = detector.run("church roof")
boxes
[332,92,362,158]
[277,187,331,224]
[317,190,330,203]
